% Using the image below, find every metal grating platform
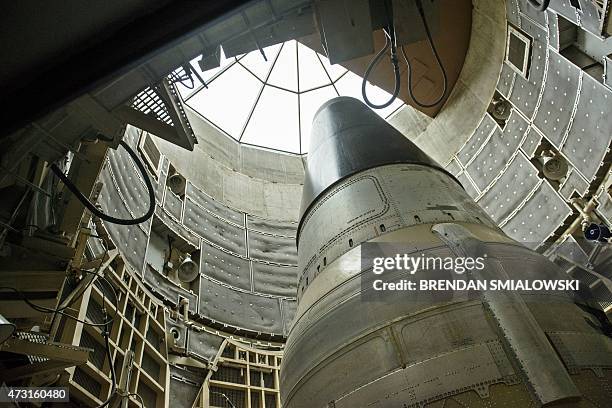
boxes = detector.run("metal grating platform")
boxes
[132,87,174,126]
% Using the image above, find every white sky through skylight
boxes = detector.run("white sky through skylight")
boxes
[177,40,404,155]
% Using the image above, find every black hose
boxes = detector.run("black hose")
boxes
[96,307,117,408]
[361,31,402,110]
[402,0,448,108]
[527,0,550,11]
[51,140,155,226]
[130,393,145,407]
[361,0,401,110]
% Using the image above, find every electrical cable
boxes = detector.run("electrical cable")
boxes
[0,283,119,405]
[170,66,195,89]
[77,254,120,408]
[95,305,117,408]
[210,391,237,408]
[187,61,208,89]
[50,140,155,226]
[527,0,550,11]
[45,245,111,333]
[95,335,116,408]
[81,270,120,319]
[401,0,448,108]
[0,248,118,328]
[0,286,114,327]
[129,392,145,408]
[361,1,401,110]
[362,30,401,109]
[0,241,120,406]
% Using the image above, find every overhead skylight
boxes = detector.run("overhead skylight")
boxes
[176,40,404,155]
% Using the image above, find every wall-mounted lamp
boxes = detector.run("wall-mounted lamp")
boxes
[166,173,186,196]
[539,150,569,181]
[177,254,198,283]
[165,241,199,284]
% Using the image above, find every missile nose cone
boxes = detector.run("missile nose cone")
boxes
[299,96,448,223]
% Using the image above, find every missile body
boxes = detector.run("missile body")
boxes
[280,97,612,407]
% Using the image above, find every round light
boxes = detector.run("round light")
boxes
[177,254,199,283]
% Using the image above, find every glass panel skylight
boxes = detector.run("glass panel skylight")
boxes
[176,48,239,99]
[297,43,332,92]
[186,64,262,137]
[318,54,347,82]
[238,43,282,81]
[241,87,300,153]
[267,41,298,92]
[180,40,403,155]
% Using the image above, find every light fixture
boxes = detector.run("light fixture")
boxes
[177,254,198,283]
[540,151,568,181]
[491,98,511,122]
[167,173,186,196]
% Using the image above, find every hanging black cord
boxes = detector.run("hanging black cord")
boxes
[95,331,116,407]
[527,0,550,11]
[401,0,448,108]
[129,393,145,408]
[50,140,155,226]
[0,242,119,329]
[95,305,117,408]
[361,0,401,110]
[0,251,119,407]
[0,265,119,327]
[169,65,195,89]
[47,245,110,331]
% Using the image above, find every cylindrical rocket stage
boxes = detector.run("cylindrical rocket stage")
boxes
[280,97,612,407]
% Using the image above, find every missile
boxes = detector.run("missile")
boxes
[280,97,611,407]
